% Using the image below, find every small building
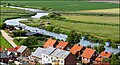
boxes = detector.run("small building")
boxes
[42,47,56,64]
[0,51,9,63]
[31,47,45,63]
[17,46,31,57]
[51,49,77,65]
[43,39,58,48]
[81,48,98,64]
[56,41,69,50]
[70,44,86,58]
[95,51,112,63]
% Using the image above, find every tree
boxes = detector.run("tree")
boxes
[97,45,105,53]
[52,27,61,33]
[110,54,120,65]
[102,58,110,63]
[45,25,55,32]
[19,36,38,49]
[93,46,98,51]
[66,31,80,45]
[86,45,91,48]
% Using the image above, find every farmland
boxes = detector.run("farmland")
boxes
[80,8,119,14]
[1,1,119,11]
[20,19,119,40]
[62,15,119,24]
[0,6,35,29]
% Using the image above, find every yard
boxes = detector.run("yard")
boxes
[0,33,12,48]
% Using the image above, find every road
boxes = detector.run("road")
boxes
[1,30,17,48]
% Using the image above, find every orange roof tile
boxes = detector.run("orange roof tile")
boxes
[100,51,111,58]
[70,44,84,55]
[56,41,69,50]
[81,48,96,58]
[95,51,111,62]
[43,39,57,48]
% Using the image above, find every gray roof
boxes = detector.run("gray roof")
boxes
[42,47,56,55]
[17,46,27,53]
[0,51,9,58]
[31,47,45,58]
[51,49,70,59]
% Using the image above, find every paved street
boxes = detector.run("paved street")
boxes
[1,30,17,48]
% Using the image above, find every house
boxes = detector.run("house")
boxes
[42,47,56,64]
[70,44,86,57]
[43,39,58,48]
[17,46,31,57]
[95,51,112,63]
[0,51,9,63]
[50,49,77,65]
[31,47,45,63]
[56,41,69,50]
[81,48,98,64]
[94,62,110,65]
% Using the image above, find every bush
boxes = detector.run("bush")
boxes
[45,25,55,32]
[52,27,61,33]
[12,30,27,37]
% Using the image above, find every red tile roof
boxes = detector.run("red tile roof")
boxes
[81,48,96,58]
[94,62,110,65]
[0,48,2,52]
[56,41,69,50]
[95,51,112,62]
[15,46,21,50]
[70,44,84,55]
[7,46,21,52]
[7,48,17,52]
[43,39,57,48]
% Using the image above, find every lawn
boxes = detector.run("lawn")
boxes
[2,1,119,11]
[62,15,119,24]
[0,33,12,48]
[20,19,119,40]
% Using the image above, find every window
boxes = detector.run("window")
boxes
[43,55,45,58]
[61,60,63,63]
[46,56,48,58]
[51,57,53,60]
[48,59,50,61]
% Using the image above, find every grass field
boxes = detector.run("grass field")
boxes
[62,15,119,24]
[0,6,34,28]
[0,33,12,48]
[2,1,119,11]
[20,19,119,40]
[80,8,120,14]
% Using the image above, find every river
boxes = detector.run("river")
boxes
[4,6,119,54]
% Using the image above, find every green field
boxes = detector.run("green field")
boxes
[2,1,119,11]
[0,6,35,28]
[63,15,119,24]
[0,33,12,48]
[80,8,120,14]
[20,19,119,40]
